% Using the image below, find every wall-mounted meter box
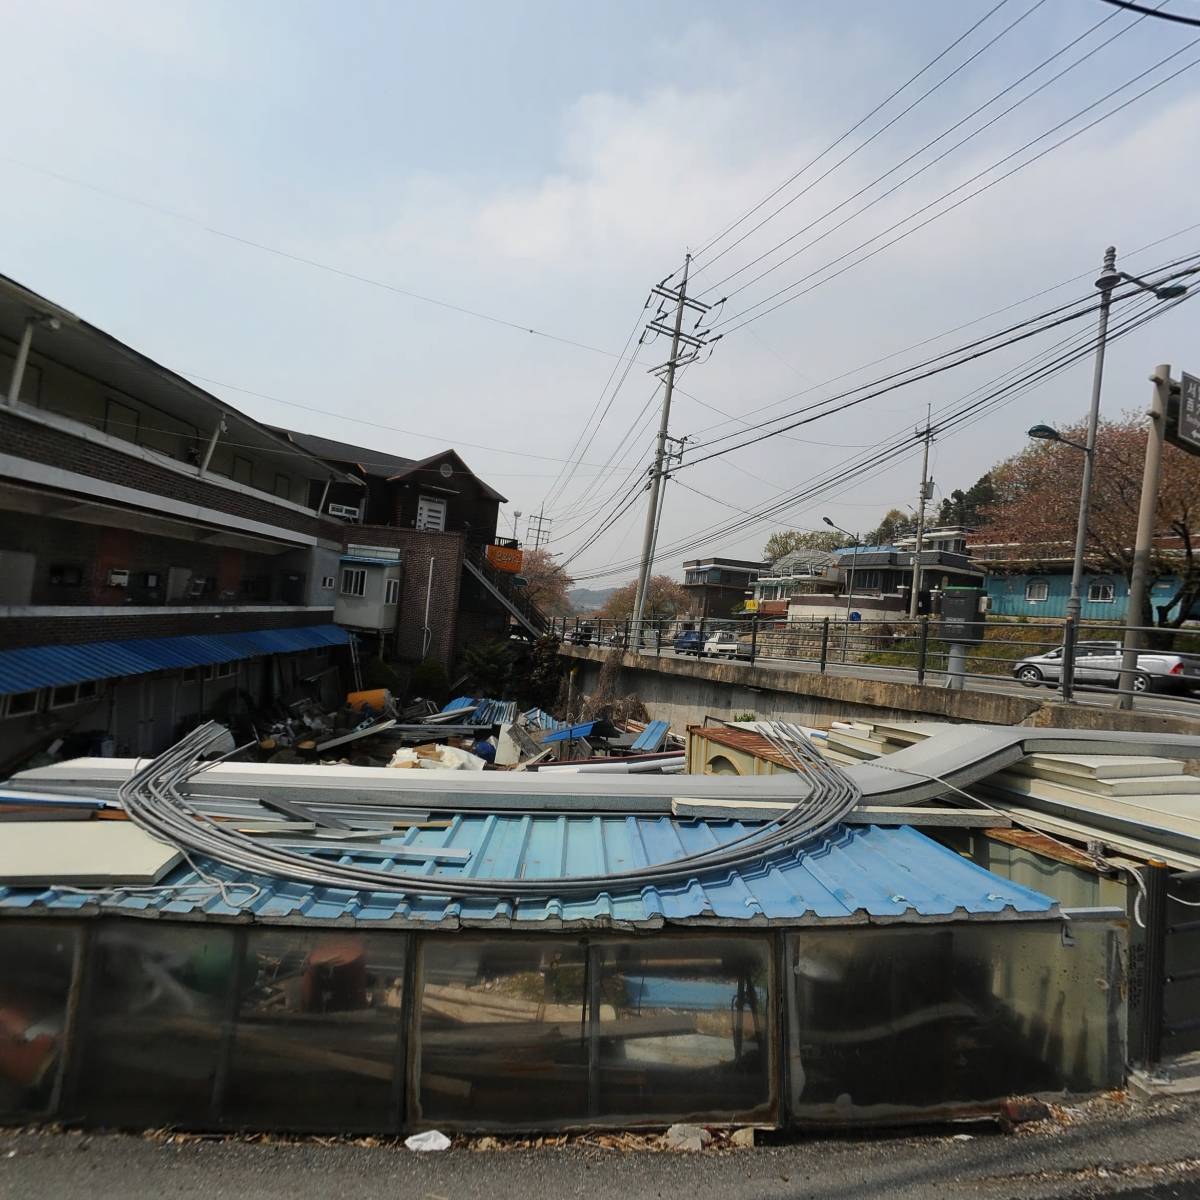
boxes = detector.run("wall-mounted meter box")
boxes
[106,568,130,588]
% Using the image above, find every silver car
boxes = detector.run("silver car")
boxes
[1012,640,1200,694]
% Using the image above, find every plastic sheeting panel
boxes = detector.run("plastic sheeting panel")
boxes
[223,930,407,1132]
[593,937,774,1123]
[0,922,78,1119]
[73,924,235,1127]
[413,938,589,1127]
[786,917,1125,1122]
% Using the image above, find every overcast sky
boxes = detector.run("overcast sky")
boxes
[2,0,1197,585]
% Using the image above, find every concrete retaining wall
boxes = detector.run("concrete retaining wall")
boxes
[558,646,1200,736]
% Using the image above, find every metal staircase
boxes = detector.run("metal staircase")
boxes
[462,551,548,637]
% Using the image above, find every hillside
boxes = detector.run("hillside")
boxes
[568,586,619,613]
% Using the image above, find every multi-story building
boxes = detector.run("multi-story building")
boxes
[0,274,355,765]
[681,557,768,620]
[274,427,547,664]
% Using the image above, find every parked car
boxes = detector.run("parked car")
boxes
[673,629,705,656]
[703,630,740,658]
[1012,640,1200,694]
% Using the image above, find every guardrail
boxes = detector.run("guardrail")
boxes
[545,614,1200,715]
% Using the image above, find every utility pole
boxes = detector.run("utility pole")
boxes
[1117,365,1172,709]
[629,255,717,648]
[526,508,552,550]
[1066,245,1121,625]
[908,405,934,618]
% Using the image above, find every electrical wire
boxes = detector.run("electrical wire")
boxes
[696,0,1144,298]
[1097,0,1200,25]
[712,43,1200,335]
[690,0,1018,264]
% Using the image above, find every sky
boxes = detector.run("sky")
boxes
[1,0,1198,586]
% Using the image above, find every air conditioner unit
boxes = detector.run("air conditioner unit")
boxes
[328,503,361,520]
[106,568,130,588]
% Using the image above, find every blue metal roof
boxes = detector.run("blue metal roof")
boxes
[542,721,601,744]
[442,696,518,725]
[0,818,1055,929]
[0,624,350,694]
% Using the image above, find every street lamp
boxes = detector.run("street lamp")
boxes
[824,517,860,660]
[1041,246,1188,626]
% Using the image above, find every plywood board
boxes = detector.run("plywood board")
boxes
[0,821,182,886]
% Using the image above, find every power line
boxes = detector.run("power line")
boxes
[1097,0,1200,25]
[696,1,1137,299]
[2,155,643,364]
[690,0,1017,264]
[712,42,1200,335]
[692,0,1052,282]
[566,288,1186,579]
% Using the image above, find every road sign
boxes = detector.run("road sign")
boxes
[1168,371,1200,456]
[849,611,861,623]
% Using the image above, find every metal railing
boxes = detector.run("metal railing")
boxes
[544,614,1200,715]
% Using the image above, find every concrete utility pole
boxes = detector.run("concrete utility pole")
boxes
[1066,245,1121,625]
[1117,364,1171,709]
[630,257,716,648]
[908,405,934,618]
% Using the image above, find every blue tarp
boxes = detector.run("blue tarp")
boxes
[0,624,350,694]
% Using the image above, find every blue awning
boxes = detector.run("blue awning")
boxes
[0,624,350,694]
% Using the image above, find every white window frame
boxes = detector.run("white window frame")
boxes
[341,568,367,597]
[384,577,400,605]
[216,661,239,679]
[320,575,336,590]
[2,690,42,719]
[1024,579,1049,603]
[1087,581,1116,603]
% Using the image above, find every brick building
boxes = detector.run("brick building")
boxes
[0,273,356,766]
[275,427,548,667]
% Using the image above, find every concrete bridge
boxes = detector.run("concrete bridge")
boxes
[558,644,1200,736]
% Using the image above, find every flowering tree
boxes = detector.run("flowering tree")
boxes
[973,416,1200,627]
[600,575,691,621]
[520,548,573,617]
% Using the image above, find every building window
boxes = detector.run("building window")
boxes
[341,568,366,597]
[3,691,41,718]
[273,473,291,500]
[104,397,140,442]
[215,661,238,679]
[384,578,400,605]
[320,575,336,590]
[1088,580,1116,603]
[48,564,83,588]
[181,667,200,685]
[1024,580,1049,603]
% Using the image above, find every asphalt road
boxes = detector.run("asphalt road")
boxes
[3,1095,1199,1200]
[639,647,1200,722]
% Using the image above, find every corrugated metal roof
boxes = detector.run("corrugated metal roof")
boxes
[690,726,798,770]
[442,696,518,725]
[0,818,1055,929]
[0,625,350,694]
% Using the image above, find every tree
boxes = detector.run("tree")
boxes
[600,575,691,621]
[864,508,916,546]
[519,548,573,616]
[974,416,1200,628]
[761,529,846,562]
[459,639,514,697]
[938,473,995,527]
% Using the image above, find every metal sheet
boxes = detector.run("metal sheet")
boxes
[0,819,1055,927]
[0,624,350,693]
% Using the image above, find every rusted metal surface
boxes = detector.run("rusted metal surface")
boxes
[984,827,1100,871]
[689,725,802,771]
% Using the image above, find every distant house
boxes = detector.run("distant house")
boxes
[750,550,838,617]
[970,537,1200,622]
[682,557,767,619]
[273,428,547,667]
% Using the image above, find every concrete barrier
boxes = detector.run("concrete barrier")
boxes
[558,645,1200,736]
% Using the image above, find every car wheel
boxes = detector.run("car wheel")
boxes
[1016,666,1044,687]
[1132,671,1152,694]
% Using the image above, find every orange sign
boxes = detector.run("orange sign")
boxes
[486,544,524,574]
